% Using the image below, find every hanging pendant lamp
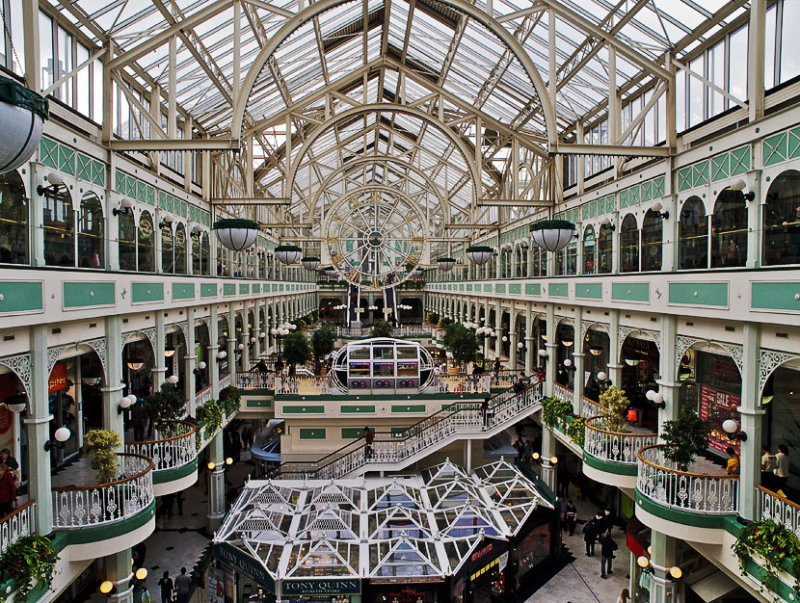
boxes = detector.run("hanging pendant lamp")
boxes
[529,219,576,252]
[301,256,320,271]
[0,75,49,173]
[465,246,493,265]
[436,257,456,271]
[275,245,302,265]
[213,218,259,251]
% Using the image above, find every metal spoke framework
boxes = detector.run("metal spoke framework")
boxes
[49,0,755,248]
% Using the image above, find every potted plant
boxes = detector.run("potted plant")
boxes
[83,429,122,484]
[196,399,224,448]
[219,385,241,417]
[442,323,480,374]
[660,405,711,471]
[311,324,337,375]
[142,382,186,435]
[541,395,573,430]
[734,519,800,601]
[370,320,393,338]
[0,534,58,601]
[282,330,311,375]
[599,386,631,433]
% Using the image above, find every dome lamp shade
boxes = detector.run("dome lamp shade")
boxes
[213,218,259,251]
[3,394,27,413]
[275,245,302,265]
[301,256,320,271]
[436,257,456,271]
[0,76,49,173]
[466,246,493,265]
[529,219,576,252]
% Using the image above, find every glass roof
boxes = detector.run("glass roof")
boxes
[59,0,751,235]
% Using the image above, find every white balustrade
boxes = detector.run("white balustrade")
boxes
[237,372,275,390]
[52,453,154,529]
[196,384,213,407]
[126,421,196,473]
[219,373,232,390]
[637,445,738,515]
[758,486,800,533]
[1,500,35,554]
[580,396,606,418]
[583,416,658,465]
[552,382,573,403]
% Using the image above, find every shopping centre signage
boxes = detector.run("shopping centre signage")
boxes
[213,543,274,592]
[282,579,361,596]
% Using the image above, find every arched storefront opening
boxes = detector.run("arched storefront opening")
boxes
[0,170,29,265]
[620,214,639,272]
[763,170,800,265]
[679,197,708,270]
[710,189,747,268]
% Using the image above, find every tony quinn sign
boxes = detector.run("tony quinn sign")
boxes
[282,579,361,595]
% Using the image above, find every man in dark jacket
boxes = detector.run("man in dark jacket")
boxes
[599,530,618,578]
[582,513,602,556]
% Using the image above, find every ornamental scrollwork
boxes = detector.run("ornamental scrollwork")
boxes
[759,349,800,394]
[0,353,32,394]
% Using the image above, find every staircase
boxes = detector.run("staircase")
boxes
[279,379,543,479]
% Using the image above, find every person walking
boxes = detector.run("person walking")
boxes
[582,514,600,557]
[726,446,740,475]
[481,397,490,428]
[174,567,192,603]
[0,464,16,516]
[241,423,253,450]
[616,588,631,603]
[600,530,618,578]
[157,571,173,603]
[564,499,578,536]
[364,426,374,460]
[774,444,790,494]
[176,490,186,516]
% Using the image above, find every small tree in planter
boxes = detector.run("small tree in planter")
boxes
[599,386,631,433]
[660,405,711,471]
[442,323,479,371]
[370,320,393,338]
[84,429,122,483]
[220,385,241,417]
[282,330,311,373]
[142,382,186,435]
[311,324,337,374]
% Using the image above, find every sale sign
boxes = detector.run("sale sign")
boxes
[698,385,741,454]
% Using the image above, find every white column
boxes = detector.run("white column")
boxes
[27,325,54,534]
[738,323,762,521]
[185,308,197,416]
[153,311,166,390]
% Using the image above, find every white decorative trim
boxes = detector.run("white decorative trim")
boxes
[48,344,73,374]
[0,353,32,394]
[675,336,704,368]
[618,327,661,354]
[759,349,800,394]
[123,328,157,354]
[84,338,108,380]
[717,342,743,375]
[581,321,609,341]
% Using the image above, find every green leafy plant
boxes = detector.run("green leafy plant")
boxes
[566,416,586,447]
[426,312,439,326]
[541,395,572,430]
[311,324,337,374]
[660,404,711,471]
[370,320,393,338]
[83,429,122,484]
[0,534,59,602]
[599,386,631,433]
[442,323,480,368]
[142,382,185,430]
[219,385,241,417]
[282,330,311,369]
[734,519,800,602]
[196,399,224,448]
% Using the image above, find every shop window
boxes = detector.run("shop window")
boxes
[711,190,747,268]
[531,244,546,277]
[620,214,639,272]
[201,232,210,275]
[583,225,596,274]
[191,229,201,274]
[43,187,74,267]
[763,170,800,266]
[641,210,663,271]
[175,223,187,274]
[0,170,28,264]
[161,224,174,273]
[119,210,136,270]
[679,197,708,270]
[78,194,104,268]
[137,211,155,272]
[598,223,613,273]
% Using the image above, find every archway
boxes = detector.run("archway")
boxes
[0,170,28,265]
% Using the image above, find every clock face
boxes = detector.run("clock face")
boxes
[325,190,426,290]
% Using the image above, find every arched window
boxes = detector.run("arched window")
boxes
[191,229,201,274]
[119,210,136,270]
[641,210,663,271]
[598,223,613,273]
[161,223,174,273]
[138,211,155,272]
[531,243,546,277]
[0,170,28,264]
[583,225,596,274]
[620,214,639,272]
[44,188,74,267]
[711,190,747,268]
[679,197,708,269]
[78,194,104,268]
[763,170,800,265]
[201,232,210,275]
[174,223,187,274]
[565,237,577,275]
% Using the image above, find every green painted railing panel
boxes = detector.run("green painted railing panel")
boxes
[0,281,42,313]
[341,428,366,439]
[611,282,650,303]
[223,284,236,296]
[752,282,800,311]
[525,283,541,296]
[299,428,326,439]
[668,282,728,307]
[391,404,426,413]
[201,283,217,297]
[548,283,568,297]
[239,284,249,295]
[575,283,602,300]
[131,282,164,303]
[341,405,376,413]
[172,283,195,300]
[283,405,325,413]
[63,281,115,307]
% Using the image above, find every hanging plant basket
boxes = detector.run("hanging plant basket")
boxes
[275,244,302,265]
[301,256,320,271]
[0,76,49,174]
[436,257,457,271]
[529,219,576,252]
[213,218,259,251]
[466,246,493,265]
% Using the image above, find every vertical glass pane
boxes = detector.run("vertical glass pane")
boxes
[0,170,28,264]
[710,43,724,116]
[57,26,72,105]
[175,225,187,274]
[676,68,686,131]
[679,198,708,270]
[44,190,74,267]
[119,212,136,270]
[201,233,210,275]
[10,0,24,76]
[620,215,639,272]
[77,44,89,117]
[762,170,800,266]
[598,224,613,273]
[192,231,201,274]
[138,213,155,272]
[710,191,747,268]
[765,6,776,89]
[78,194,104,268]
[39,13,53,92]
[689,57,704,126]
[729,26,749,103]
[93,60,103,123]
[641,211,662,271]
[780,0,800,83]
[161,225,174,273]
[583,226,596,274]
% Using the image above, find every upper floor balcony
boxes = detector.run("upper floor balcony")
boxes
[583,416,658,491]
[126,420,198,497]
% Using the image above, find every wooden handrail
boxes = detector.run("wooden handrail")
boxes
[51,453,154,492]
[0,499,35,524]
[128,420,196,446]
[757,485,800,510]
[584,415,657,437]
[637,444,738,480]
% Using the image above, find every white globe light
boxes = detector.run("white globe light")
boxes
[275,245,302,264]
[198,361,207,370]
[54,426,71,442]
[645,390,656,401]
[529,220,576,252]
[250,336,257,343]
[127,394,138,405]
[564,359,572,367]
[538,349,548,357]
[167,375,179,385]
[517,342,524,349]
[722,419,739,435]
[0,78,47,173]
[270,328,278,336]
[289,324,297,330]
[653,392,664,404]
[218,350,227,359]
[238,343,245,350]
[597,371,608,382]
[501,336,508,342]
[120,396,133,409]
[466,246,493,265]
[213,219,259,251]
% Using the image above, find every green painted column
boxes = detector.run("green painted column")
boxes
[545,304,556,397]
[573,311,585,414]
[104,548,133,603]
[648,530,678,603]
[153,311,166,390]
[27,325,54,534]
[607,310,622,386]
[227,305,237,382]
[208,432,226,532]
[738,322,763,521]
[103,316,127,441]
[209,306,220,400]
[185,307,197,417]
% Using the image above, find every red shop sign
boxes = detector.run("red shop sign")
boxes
[49,363,68,393]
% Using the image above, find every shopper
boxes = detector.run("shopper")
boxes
[582,513,601,556]
[364,426,374,460]
[600,530,618,578]
[0,448,18,471]
[762,446,777,489]
[174,567,192,603]
[0,464,16,516]
[616,588,631,603]
[158,571,173,603]
[481,397,490,428]
[774,444,790,494]
[564,499,578,536]
[726,446,740,475]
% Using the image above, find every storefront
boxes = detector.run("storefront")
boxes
[451,538,509,603]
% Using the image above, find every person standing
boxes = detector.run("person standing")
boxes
[762,446,777,490]
[0,448,19,471]
[0,464,16,516]
[364,426,374,460]
[564,500,578,536]
[241,423,253,450]
[157,570,173,603]
[481,397,490,428]
[174,567,192,603]
[726,447,740,475]
[176,490,186,516]
[774,444,790,493]
[599,530,618,578]
[582,514,600,556]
